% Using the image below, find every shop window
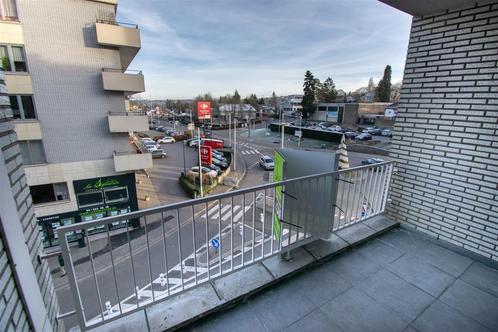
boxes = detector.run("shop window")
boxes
[77,191,104,208]
[30,182,69,205]
[318,106,327,111]
[19,140,46,164]
[104,187,129,204]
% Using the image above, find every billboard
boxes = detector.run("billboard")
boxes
[197,101,212,119]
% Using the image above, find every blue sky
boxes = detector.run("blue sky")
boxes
[117,0,412,99]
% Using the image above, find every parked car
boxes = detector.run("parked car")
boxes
[188,138,201,147]
[381,129,393,137]
[259,156,274,170]
[146,145,159,152]
[370,128,382,135]
[141,137,154,143]
[151,149,166,159]
[361,157,385,165]
[212,156,228,170]
[212,150,227,162]
[190,166,217,178]
[206,164,222,176]
[355,133,372,141]
[157,136,175,144]
[344,131,358,139]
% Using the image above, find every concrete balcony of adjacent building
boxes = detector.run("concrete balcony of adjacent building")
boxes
[4,73,33,94]
[13,119,42,140]
[95,19,141,69]
[113,150,152,172]
[108,111,149,133]
[102,68,145,96]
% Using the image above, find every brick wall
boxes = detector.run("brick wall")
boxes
[0,70,60,329]
[388,2,498,261]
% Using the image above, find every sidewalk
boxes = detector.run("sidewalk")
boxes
[136,172,161,209]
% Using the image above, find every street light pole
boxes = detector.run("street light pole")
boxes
[182,141,186,175]
[281,122,285,149]
[234,118,237,171]
[228,112,231,148]
[298,114,302,148]
[197,128,203,198]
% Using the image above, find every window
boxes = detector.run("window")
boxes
[9,95,36,119]
[0,0,17,21]
[76,191,104,208]
[30,182,69,205]
[0,44,27,72]
[0,46,10,71]
[11,46,26,71]
[18,140,46,164]
[318,106,327,111]
[104,187,129,204]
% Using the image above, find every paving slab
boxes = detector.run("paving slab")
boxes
[320,287,408,332]
[285,309,342,332]
[211,263,274,301]
[303,233,349,259]
[460,262,498,298]
[355,238,404,267]
[325,249,383,285]
[336,222,378,245]
[412,300,490,332]
[386,254,455,297]
[248,281,316,331]
[439,280,498,331]
[146,283,222,331]
[415,242,473,277]
[359,269,434,323]
[87,310,148,332]
[261,246,315,279]
[378,227,430,253]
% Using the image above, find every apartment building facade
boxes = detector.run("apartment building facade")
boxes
[1,0,152,248]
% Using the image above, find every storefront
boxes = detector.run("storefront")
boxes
[38,173,140,248]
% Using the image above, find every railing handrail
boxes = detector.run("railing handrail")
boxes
[57,161,394,233]
[102,68,143,75]
[96,18,138,29]
[108,111,147,116]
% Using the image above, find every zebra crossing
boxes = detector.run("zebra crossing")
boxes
[90,201,295,323]
[238,141,263,155]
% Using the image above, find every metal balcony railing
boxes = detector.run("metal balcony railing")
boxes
[96,18,138,29]
[58,161,394,329]
[102,68,143,75]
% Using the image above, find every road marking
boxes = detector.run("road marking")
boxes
[221,205,241,221]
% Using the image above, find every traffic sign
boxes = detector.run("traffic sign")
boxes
[197,101,211,119]
[200,145,212,165]
[210,238,220,249]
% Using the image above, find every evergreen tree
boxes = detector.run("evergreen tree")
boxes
[315,77,338,103]
[367,77,375,93]
[233,90,241,104]
[270,91,278,108]
[301,70,316,119]
[375,65,392,102]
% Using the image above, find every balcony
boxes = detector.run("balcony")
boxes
[108,111,148,133]
[102,68,145,96]
[4,73,32,94]
[13,120,42,140]
[113,150,152,172]
[95,19,141,69]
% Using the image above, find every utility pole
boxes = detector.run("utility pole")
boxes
[228,111,231,148]
[281,123,285,149]
[197,128,203,198]
[234,118,237,171]
[298,114,302,148]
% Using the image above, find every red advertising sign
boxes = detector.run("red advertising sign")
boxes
[200,145,212,165]
[197,101,211,119]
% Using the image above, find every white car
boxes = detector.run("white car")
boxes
[259,156,274,170]
[157,136,175,144]
[381,129,393,137]
[190,166,217,178]
[146,145,159,152]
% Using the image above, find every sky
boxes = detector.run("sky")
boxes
[117,0,412,100]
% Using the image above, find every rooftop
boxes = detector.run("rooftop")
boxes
[187,226,498,332]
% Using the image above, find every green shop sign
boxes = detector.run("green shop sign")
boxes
[272,151,285,241]
[82,178,120,191]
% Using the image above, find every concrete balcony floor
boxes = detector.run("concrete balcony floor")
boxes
[186,227,498,332]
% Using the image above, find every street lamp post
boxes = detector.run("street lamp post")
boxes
[298,114,302,148]
[281,122,285,149]
[182,141,186,175]
[234,118,237,171]
[197,128,203,198]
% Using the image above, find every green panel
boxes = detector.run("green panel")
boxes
[273,151,285,240]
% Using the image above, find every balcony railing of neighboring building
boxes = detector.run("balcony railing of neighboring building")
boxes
[96,18,138,29]
[102,68,142,75]
[57,161,394,329]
